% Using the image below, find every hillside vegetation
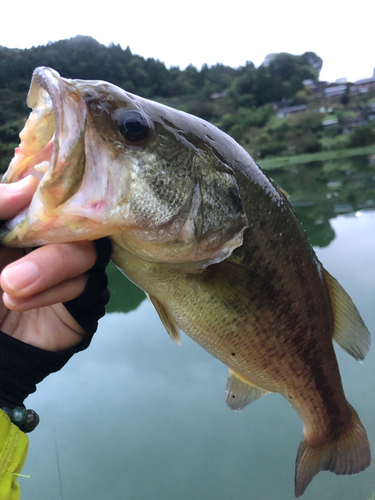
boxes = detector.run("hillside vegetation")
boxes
[1,36,374,172]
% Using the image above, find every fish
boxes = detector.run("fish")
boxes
[1,67,371,497]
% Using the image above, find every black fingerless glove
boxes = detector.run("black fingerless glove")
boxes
[64,237,111,337]
[0,238,112,420]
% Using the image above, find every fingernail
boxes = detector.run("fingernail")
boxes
[2,293,17,308]
[2,262,39,291]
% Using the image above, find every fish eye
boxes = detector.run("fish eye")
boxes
[117,110,150,143]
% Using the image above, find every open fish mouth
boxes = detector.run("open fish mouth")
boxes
[3,69,56,186]
[3,67,88,210]
[1,68,112,246]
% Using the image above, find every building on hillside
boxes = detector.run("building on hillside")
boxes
[353,77,375,93]
[302,79,316,90]
[322,118,339,128]
[276,105,308,118]
[323,85,347,100]
[210,91,227,100]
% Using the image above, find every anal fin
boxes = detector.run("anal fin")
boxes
[225,369,269,411]
[323,268,371,361]
[148,294,182,346]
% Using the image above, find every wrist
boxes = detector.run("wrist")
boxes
[0,330,94,408]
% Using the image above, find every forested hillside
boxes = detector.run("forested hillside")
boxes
[0,35,374,172]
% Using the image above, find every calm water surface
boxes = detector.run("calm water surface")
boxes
[20,157,375,500]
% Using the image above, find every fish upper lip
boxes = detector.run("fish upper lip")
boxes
[3,67,87,211]
[28,67,62,111]
[2,67,58,186]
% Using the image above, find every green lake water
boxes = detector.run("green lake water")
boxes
[19,155,375,500]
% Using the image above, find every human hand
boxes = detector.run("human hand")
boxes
[0,176,100,351]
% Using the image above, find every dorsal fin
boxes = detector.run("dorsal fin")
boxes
[147,294,182,346]
[225,369,270,411]
[272,179,290,199]
[323,268,370,361]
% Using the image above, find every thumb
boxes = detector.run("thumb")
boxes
[0,176,38,220]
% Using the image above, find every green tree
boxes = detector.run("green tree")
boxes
[299,52,323,78]
[340,84,351,106]
[347,125,375,147]
[250,52,322,105]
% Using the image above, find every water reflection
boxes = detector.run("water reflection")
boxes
[270,154,375,247]
[106,263,145,314]
[19,156,375,500]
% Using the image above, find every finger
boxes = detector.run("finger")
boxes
[3,274,88,311]
[0,176,39,219]
[1,241,96,298]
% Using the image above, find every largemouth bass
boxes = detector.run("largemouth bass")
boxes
[1,67,371,497]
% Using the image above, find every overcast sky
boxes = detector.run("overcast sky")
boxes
[1,0,374,83]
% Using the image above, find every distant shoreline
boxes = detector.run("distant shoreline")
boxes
[257,144,375,171]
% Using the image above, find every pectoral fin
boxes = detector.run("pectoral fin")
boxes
[148,294,182,346]
[225,369,270,411]
[323,268,370,361]
[194,259,276,316]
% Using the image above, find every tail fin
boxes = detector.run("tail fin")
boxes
[295,404,371,497]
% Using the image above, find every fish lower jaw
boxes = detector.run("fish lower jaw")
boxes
[1,193,123,246]
[1,214,113,246]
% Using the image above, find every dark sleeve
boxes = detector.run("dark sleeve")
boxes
[63,237,112,336]
[0,330,95,408]
[0,238,112,409]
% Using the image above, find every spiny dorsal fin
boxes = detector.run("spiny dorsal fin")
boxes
[225,369,270,411]
[147,294,182,346]
[272,179,290,199]
[323,268,370,361]
[295,403,370,497]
